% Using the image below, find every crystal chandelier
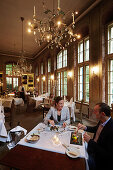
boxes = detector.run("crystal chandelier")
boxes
[28,0,81,49]
[8,17,32,76]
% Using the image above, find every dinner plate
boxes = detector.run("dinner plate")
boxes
[26,133,40,143]
[66,146,80,158]
[68,125,77,131]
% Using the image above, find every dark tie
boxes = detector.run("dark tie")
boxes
[94,124,103,142]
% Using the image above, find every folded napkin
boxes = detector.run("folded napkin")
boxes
[0,119,7,137]
[7,125,27,142]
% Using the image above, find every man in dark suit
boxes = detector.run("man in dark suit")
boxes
[78,103,113,170]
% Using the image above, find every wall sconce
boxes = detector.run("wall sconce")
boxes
[37,77,39,82]
[68,71,72,78]
[92,66,99,76]
[51,75,54,80]
[42,76,45,81]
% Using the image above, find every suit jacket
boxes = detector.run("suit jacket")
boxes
[44,106,70,125]
[86,118,113,170]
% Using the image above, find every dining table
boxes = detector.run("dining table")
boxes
[0,106,7,142]
[0,144,86,170]
[0,97,24,108]
[0,123,88,170]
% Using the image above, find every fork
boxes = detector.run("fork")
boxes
[62,143,80,150]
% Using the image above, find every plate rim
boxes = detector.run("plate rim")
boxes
[26,134,40,143]
[65,146,80,158]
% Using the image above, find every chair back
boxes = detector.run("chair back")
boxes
[44,98,50,104]
[4,99,15,128]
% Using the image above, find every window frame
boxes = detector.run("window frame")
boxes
[56,49,67,96]
[77,37,89,103]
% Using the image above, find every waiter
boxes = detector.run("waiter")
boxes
[18,83,25,101]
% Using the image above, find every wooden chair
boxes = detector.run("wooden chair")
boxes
[4,99,15,128]
[26,96,36,112]
[74,99,84,123]
[41,104,50,119]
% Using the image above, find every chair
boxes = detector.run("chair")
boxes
[74,99,83,123]
[44,98,50,105]
[41,104,50,119]
[26,96,36,112]
[4,99,15,128]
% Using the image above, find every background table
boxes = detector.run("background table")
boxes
[0,144,86,170]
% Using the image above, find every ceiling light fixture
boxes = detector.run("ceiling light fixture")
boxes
[28,0,81,49]
[8,17,32,76]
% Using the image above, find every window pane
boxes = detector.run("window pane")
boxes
[6,77,12,91]
[84,39,89,61]
[108,23,113,54]
[108,59,113,106]
[6,64,12,75]
[57,50,67,69]
[78,42,83,63]
[63,71,67,96]
[48,58,51,72]
[63,50,67,67]
[13,78,18,91]
[57,52,62,69]
[78,67,83,100]
[41,63,43,74]
[84,65,89,102]
[56,71,67,97]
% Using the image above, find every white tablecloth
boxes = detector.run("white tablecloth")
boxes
[19,123,86,157]
[0,98,12,108]
[32,96,43,108]
[13,98,24,106]
[18,123,89,170]
[0,106,7,142]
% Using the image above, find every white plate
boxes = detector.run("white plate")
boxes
[68,125,77,131]
[66,146,80,158]
[26,133,40,143]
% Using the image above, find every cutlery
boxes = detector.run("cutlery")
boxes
[62,143,80,150]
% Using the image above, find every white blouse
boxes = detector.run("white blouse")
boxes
[44,106,70,125]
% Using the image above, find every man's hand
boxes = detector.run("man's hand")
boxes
[83,132,91,143]
[77,123,86,130]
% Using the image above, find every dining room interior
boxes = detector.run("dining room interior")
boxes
[0,0,113,169]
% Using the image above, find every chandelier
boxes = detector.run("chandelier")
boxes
[8,17,32,76]
[28,0,81,49]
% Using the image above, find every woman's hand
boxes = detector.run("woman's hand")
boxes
[49,120,55,126]
[63,122,67,128]
[83,132,91,143]
[77,123,86,130]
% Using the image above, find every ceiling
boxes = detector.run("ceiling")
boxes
[0,0,96,59]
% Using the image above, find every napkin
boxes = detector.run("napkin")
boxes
[0,119,7,137]
[7,125,27,142]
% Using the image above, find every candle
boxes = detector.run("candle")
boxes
[52,134,61,145]
[72,13,75,24]
[34,6,36,16]
[54,135,57,140]
[58,0,60,9]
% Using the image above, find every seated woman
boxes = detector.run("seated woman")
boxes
[44,96,70,127]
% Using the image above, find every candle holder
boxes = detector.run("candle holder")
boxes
[52,134,61,146]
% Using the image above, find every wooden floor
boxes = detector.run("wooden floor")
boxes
[0,103,96,170]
